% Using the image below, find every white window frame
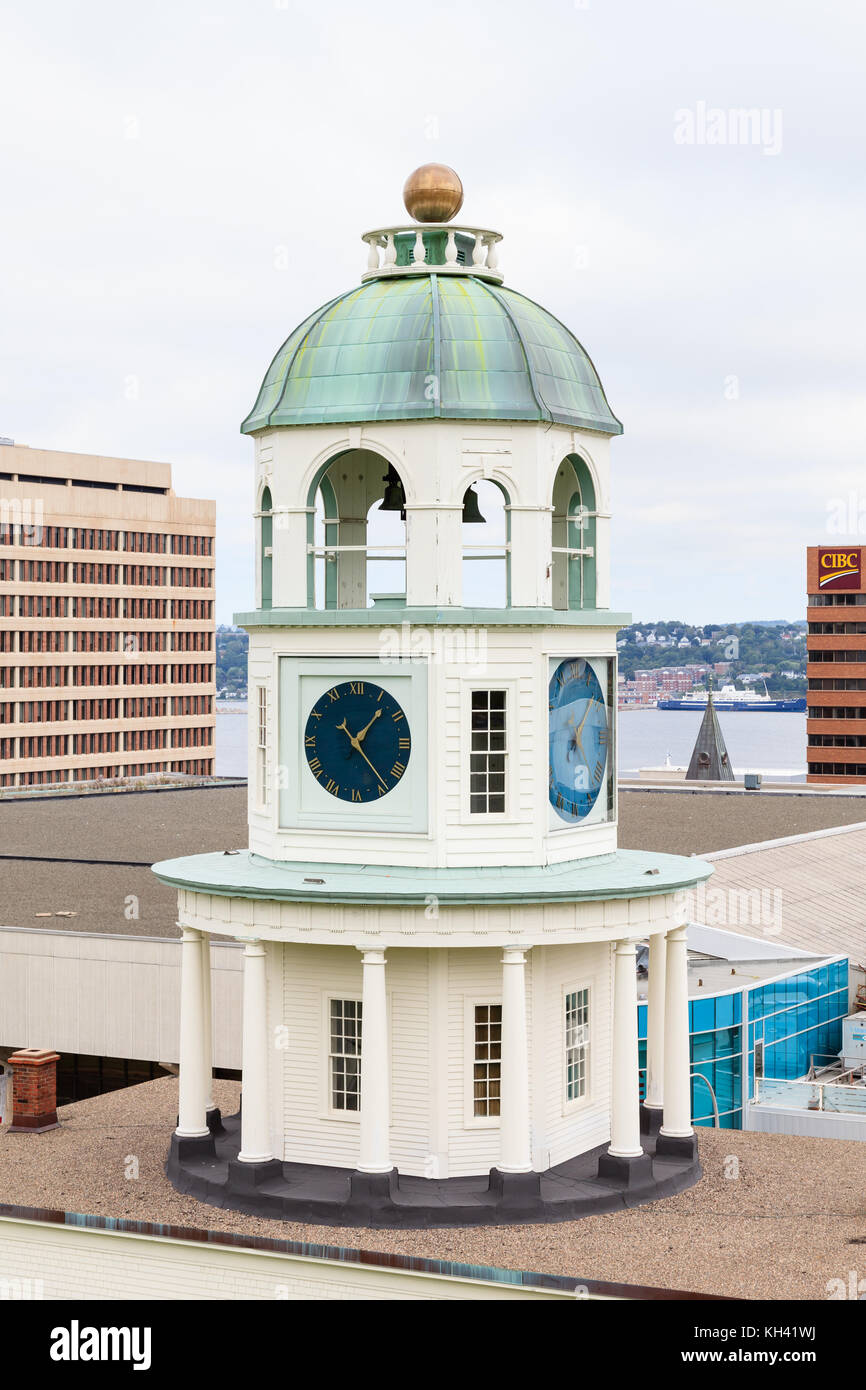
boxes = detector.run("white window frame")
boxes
[463,995,502,1128]
[562,983,592,1114]
[323,993,364,1122]
[256,684,269,807]
[459,676,519,824]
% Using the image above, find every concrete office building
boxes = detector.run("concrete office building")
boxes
[0,442,216,788]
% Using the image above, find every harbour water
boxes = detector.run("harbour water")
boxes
[618,708,807,779]
[216,704,808,781]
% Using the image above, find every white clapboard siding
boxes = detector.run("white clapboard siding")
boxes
[445,947,520,1177]
[539,941,613,1169]
[280,943,364,1168]
[387,949,431,1171]
[279,943,431,1173]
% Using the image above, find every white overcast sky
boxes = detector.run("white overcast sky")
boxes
[2,0,864,624]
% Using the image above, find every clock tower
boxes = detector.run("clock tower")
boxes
[156,167,713,1225]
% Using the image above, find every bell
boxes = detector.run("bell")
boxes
[461,485,485,524]
[380,466,406,513]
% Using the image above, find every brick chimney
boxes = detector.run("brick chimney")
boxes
[7,1049,61,1132]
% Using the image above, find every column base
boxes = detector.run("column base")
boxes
[488,1167,542,1205]
[640,1102,664,1136]
[206,1106,224,1135]
[170,1130,216,1162]
[597,1150,654,1189]
[656,1131,699,1162]
[349,1168,398,1204]
[227,1157,283,1192]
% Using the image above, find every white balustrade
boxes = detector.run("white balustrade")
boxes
[359,225,504,283]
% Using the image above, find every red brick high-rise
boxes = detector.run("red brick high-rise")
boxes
[807,545,866,784]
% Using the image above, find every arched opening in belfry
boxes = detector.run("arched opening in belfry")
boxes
[307,451,407,610]
[259,486,273,610]
[551,454,596,610]
[461,479,510,608]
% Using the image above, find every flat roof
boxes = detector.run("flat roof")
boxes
[0,1075,858,1301]
[618,786,866,857]
[0,785,247,938]
[2,783,866,950]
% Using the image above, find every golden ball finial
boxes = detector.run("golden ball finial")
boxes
[402,163,464,223]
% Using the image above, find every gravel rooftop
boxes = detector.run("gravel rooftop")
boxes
[1,1076,863,1301]
[3,783,866,939]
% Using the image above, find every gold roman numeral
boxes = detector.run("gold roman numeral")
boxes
[349,682,364,695]
[325,779,339,795]
[398,737,410,749]
[308,757,323,779]
[304,735,316,747]
[392,710,404,722]
[390,760,405,780]
[326,687,340,702]
[309,708,322,721]
[351,789,362,802]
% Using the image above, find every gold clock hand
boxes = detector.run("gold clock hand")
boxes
[336,719,387,789]
[354,708,381,744]
[352,740,388,790]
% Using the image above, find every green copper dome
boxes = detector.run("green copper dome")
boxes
[241,275,622,435]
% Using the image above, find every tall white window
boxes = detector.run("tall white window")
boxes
[565,988,590,1102]
[330,998,362,1112]
[256,686,268,806]
[473,1003,502,1116]
[470,689,507,814]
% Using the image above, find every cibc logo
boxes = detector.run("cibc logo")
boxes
[818,547,862,590]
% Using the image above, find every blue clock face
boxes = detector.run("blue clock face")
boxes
[304,680,411,804]
[549,658,609,823]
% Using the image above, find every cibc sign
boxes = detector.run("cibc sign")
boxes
[819,547,862,590]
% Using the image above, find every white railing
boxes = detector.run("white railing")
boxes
[754,1072,866,1115]
[361,224,504,283]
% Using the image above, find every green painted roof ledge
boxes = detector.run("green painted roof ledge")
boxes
[153,849,713,907]
[233,607,633,629]
[241,275,623,436]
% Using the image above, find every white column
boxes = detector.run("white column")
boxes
[645,930,666,1113]
[200,930,215,1114]
[237,939,273,1163]
[175,926,209,1138]
[608,939,643,1158]
[357,948,391,1173]
[499,947,532,1174]
[660,924,693,1138]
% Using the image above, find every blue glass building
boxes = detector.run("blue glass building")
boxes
[639,956,849,1129]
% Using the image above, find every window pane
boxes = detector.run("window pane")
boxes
[468,691,508,814]
[330,997,363,1111]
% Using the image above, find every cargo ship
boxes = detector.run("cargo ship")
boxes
[657,683,806,713]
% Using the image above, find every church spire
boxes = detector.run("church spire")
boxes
[686,684,735,781]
